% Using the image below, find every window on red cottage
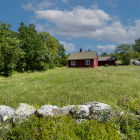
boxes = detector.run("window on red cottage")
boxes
[86,60,90,65]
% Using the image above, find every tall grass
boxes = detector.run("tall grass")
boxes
[0,65,140,139]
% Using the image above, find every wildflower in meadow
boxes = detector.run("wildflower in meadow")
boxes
[90,128,92,130]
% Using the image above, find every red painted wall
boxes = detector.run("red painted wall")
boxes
[68,54,99,68]
[98,61,116,66]
[68,59,94,68]
[93,54,98,67]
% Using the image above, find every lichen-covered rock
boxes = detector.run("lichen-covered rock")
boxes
[15,103,36,120]
[61,105,75,114]
[0,101,112,131]
[37,105,63,117]
[130,59,140,66]
[84,102,111,121]
[134,60,140,65]
[69,105,89,119]
[0,105,16,123]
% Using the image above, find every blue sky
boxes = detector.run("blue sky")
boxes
[1,0,140,55]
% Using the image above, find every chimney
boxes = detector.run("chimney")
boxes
[80,48,83,52]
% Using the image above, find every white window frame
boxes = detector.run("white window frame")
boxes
[94,59,96,65]
[71,61,76,66]
[86,60,90,65]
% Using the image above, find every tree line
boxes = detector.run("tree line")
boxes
[0,21,68,77]
[84,43,140,65]
[98,43,140,65]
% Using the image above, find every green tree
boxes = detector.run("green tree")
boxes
[58,44,68,66]
[115,44,139,65]
[38,32,62,68]
[132,38,140,55]
[17,22,51,72]
[29,33,52,71]
[0,21,25,76]
[38,32,59,60]
[132,38,140,61]
[108,51,121,61]
[100,51,110,57]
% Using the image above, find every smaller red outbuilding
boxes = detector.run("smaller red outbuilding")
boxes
[98,56,116,66]
[68,48,98,68]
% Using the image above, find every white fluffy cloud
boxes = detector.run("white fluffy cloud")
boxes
[62,0,68,4]
[35,7,113,38]
[37,1,55,10]
[59,41,75,53]
[35,6,140,45]
[90,2,99,9]
[95,44,116,52]
[22,0,54,10]
[22,3,36,10]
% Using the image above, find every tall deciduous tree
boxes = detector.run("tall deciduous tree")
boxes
[0,21,25,76]
[17,22,51,71]
[38,31,62,68]
[38,32,59,59]
[115,44,139,65]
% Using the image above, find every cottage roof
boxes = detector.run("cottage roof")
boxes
[98,56,116,61]
[68,51,97,60]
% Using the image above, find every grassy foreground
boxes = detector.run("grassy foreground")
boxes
[0,65,140,139]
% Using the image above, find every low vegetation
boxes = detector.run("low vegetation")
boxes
[0,65,140,139]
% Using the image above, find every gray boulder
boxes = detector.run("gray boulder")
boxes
[14,103,36,121]
[0,105,16,123]
[0,101,112,131]
[61,105,75,114]
[133,60,140,65]
[84,102,111,121]
[37,105,63,117]
[130,59,140,66]
[69,105,89,119]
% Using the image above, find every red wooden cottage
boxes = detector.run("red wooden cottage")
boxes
[68,48,98,68]
[68,48,116,68]
[98,56,116,66]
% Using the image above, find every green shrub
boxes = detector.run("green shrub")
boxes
[122,58,131,65]
[110,112,140,140]
[49,63,56,69]
[104,64,109,67]
[2,114,121,140]
[117,96,140,113]
[58,64,63,67]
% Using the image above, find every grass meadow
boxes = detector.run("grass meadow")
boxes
[0,65,140,139]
